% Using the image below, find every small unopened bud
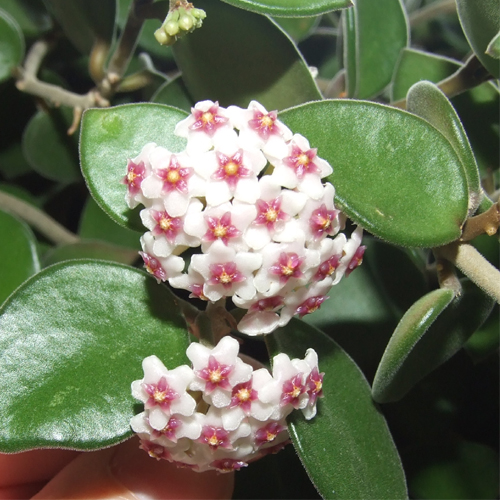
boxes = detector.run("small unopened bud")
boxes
[165,20,180,36]
[154,28,169,45]
[179,14,194,31]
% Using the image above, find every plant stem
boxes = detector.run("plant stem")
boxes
[0,191,79,245]
[434,254,462,296]
[437,242,500,304]
[461,200,500,242]
[15,40,107,109]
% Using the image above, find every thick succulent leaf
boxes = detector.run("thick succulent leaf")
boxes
[268,320,408,500]
[0,209,40,305]
[279,100,469,247]
[151,75,194,113]
[456,0,500,78]
[273,16,319,43]
[79,103,188,231]
[410,441,499,500]
[0,8,25,83]
[22,108,80,184]
[406,80,481,214]
[220,0,351,17]
[42,241,138,267]
[79,197,141,250]
[42,0,115,54]
[0,0,51,37]
[391,49,500,176]
[343,0,408,98]
[0,260,190,452]
[486,31,500,59]
[173,0,321,109]
[372,280,495,403]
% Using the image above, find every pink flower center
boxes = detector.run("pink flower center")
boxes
[254,198,288,231]
[255,421,286,447]
[157,155,191,194]
[200,426,231,450]
[123,160,145,195]
[270,252,304,283]
[143,376,179,411]
[309,204,338,239]
[283,145,320,179]
[151,210,183,242]
[140,252,167,282]
[314,254,341,281]
[209,262,245,289]
[248,110,279,140]
[230,381,257,412]
[346,245,366,277]
[281,374,305,408]
[212,150,251,189]
[204,212,241,245]
[197,355,233,393]
[249,295,285,312]
[296,296,328,318]
[189,102,228,136]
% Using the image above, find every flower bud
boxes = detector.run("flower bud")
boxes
[179,14,194,31]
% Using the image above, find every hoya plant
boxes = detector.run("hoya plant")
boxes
[0,0,498,498]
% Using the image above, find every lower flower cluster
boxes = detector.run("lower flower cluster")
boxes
[131,336,324,473]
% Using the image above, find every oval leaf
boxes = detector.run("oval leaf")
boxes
[343,0,408,98]
[23,108,80,184]
[268,320,408,500]
[279,100,469,247]
[456,0,500,78]
[406,80,481,214]
[79,103,188,231]
[0,8,25,83]
[42,0,115,54]
[173,0,321,109]
[220,0,351,17]
[0,260,190,452]
[0,209,40,305]
[372,280,495,403]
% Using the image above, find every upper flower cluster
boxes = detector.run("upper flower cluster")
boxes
[131,336,324,472]
[123,100,365,335]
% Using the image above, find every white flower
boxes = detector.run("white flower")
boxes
[186,336,253,408]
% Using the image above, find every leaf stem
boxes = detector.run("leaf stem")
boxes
[437,242,500,304]
[409,0,456,27]
[0,191,79,245]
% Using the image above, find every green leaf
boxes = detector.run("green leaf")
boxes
[42,241,138,267]
[372,280,495,403]
[151,75,194,113]
[42,0,116,54]
[456,0,500,78]
[268,320,408,500]
[343,0,408,98]
[486,31,500,59]
[79,103,188,231]
[0,0,51,38]
[406,80,481,214]
[172,0,321,109]
[410,441,499,500]
[0,209,40,305]
[391,49,500,176]
[22,108,80,184]
[79,197,141,250]
[273,15,319,43]
[0,260,190,452]
[220,0,351,17]
[279,100,469,247]
[0,8,24,83]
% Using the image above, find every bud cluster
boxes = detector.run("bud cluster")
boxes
[154,2,206,46]
[123,100,365,336]
[131,336,324,472]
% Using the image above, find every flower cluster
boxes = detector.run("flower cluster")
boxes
[154,3,206,46]
[131,336,324,472]
[123,100,365,335]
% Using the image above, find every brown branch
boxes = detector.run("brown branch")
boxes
[461,201,500,242]
[0,191,79,246]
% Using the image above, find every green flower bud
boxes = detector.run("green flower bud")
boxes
[179,14,194,32]
[165,20,180,36]
[154,28,169,45]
